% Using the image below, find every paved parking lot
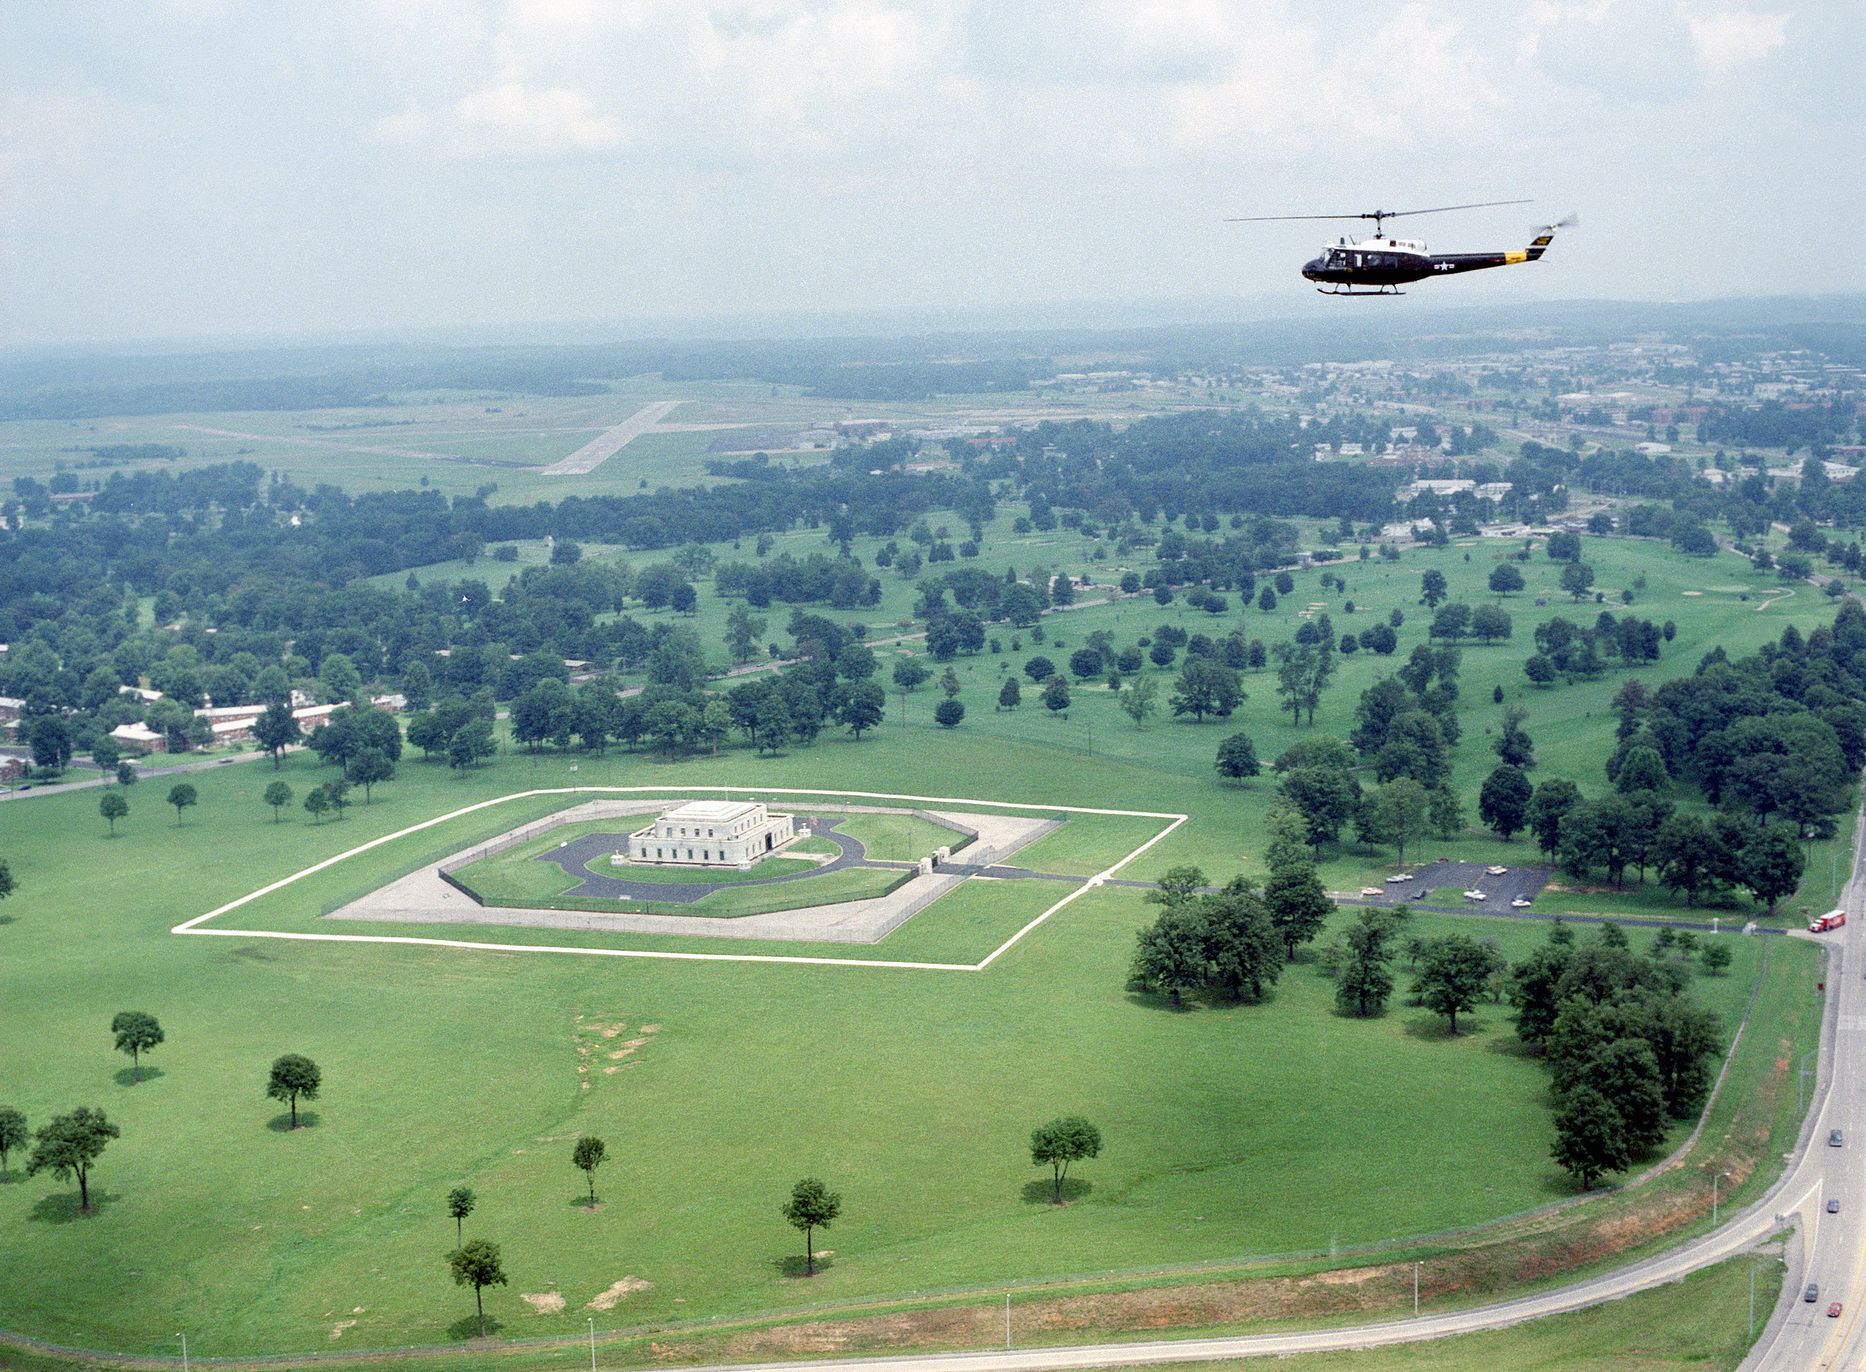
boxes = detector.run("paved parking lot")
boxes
[1347,859,1550,916]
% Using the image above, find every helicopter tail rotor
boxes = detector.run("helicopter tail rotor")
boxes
[1534,212,1579,232]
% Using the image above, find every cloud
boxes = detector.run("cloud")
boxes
[374,81,627,159]
[1683,7,1789,70]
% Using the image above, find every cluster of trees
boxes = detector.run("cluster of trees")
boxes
[1127,811,1335,1004]
[1522,612,1669,685]
[1512,923,1722,1189]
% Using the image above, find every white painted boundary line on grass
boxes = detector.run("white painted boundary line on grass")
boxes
[173,786,1186,973]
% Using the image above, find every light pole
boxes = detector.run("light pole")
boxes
[588,1316,596,1372]
[1005,1292,1012,1349]
[1413,1261,1421,1318]
[176,1333,188,1372]
[1750,1262,1759,1338]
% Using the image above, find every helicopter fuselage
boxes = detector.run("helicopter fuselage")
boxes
[1302,231,1551,294]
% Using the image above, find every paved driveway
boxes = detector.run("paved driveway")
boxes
[1351,858,1550,915]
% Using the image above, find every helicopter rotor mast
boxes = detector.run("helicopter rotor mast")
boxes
[1227,199,1533,241]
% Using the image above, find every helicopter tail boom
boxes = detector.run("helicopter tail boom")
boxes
[1526,213,1579,260]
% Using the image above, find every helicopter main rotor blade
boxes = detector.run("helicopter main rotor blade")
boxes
[1382,198,1533,218]
[1226,199,1533,224]
[1224,213,1372,223]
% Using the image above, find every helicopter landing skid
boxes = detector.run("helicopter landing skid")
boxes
[1316,284,1404,296]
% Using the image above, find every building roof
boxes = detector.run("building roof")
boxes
[664,800,762,823]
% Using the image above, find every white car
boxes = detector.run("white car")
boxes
[1360,886,1385,898]
[1511,896,1533,908]
[1463,889,1488,901]
[1486,865,1509,877]
[1386,872,1416,883]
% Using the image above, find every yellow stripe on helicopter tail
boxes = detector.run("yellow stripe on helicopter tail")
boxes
[1504,249,1529,265]
[1531,234,1555,247]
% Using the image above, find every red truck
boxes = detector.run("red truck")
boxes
[1811,911,1848,933]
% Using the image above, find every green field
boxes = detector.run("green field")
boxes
[0,526,1839,1360]
[1150,1252,1783,1371]
[0,718,1795,1359]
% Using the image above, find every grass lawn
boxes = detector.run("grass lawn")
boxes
[0,533,1839,1359]
[578,853,819,884]
[828,810,970,860]
[1145,1251,1784,1371]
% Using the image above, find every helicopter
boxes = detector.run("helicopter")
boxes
[1227,200,1578,295]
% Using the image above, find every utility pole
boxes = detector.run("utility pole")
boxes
[176,1334,188,1372]
[1413,1261,1421,1317]
[588,1316,597,1372]
[1005,1292,1011,1349]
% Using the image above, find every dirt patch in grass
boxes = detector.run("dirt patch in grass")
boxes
[329,1320,355,1340]
[521,1292,566,1315]
[588,1276,652,1311]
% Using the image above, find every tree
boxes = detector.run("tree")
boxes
[997,677,1021,711]
[934,698,965,729]
[1171,659,1242,723]
[1278,763,1361,853]
[1527,779,1581,857]
[253,701,299,767]
[264,780,293,822]
[1741,825,1805,912]
[448,721,497,769]
[303,787,330,824]
[1119,674,1159,729]
[1478,765,1532,841]
[1588,1038,1667,1156]
[0,1106,25,1177]
[266,1053,321,1128]
[347,747,394,801]
[724,604,767,664]
[28,716,72,773]
[1127,904,1209,1005]
[26,1107,119,1213]
[1551,1085,1628,1191]
[836,682,885,739]
[1614,746,1667,795]
[111,1011,164,1082]
[449,1238,508,1337]
[1215,733,1260,783]
[1202,881,1283,1002]
[892,658,931,692]
[1030,1116,1102,1205]
[91,736,122,776]
[1041,676,1072,716]
[1362,778,1431,868]
[1336,909,1399,1017]
[1701,943,1733,976]
[321,777,352,822]
[1560,561,1596,601]
[115,760,137,787]
[1420,569,1448,608]
[1488,563,1525,595]
[166,782,198,826]
[1470,604,1513,644]
[782,1177,842,1277]
[99,790,128,835]
[1524,653,1558,686]
[447,1186,477,1248]
[1262,808,1334,959]
[939,666,963,699]
[1415,935,1503,1035]
[572,1135,606,1206]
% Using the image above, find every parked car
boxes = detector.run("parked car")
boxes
[1360,887,1385,898]
[1463,889,1488,901]
[1511,896,1534,908]
[1486,865,1509,876]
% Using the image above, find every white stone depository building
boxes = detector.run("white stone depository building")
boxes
[626,800,797,869]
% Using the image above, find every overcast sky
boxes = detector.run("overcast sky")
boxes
[2,0,1861,348]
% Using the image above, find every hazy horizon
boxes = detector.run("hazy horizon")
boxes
[4,2,1863,349]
